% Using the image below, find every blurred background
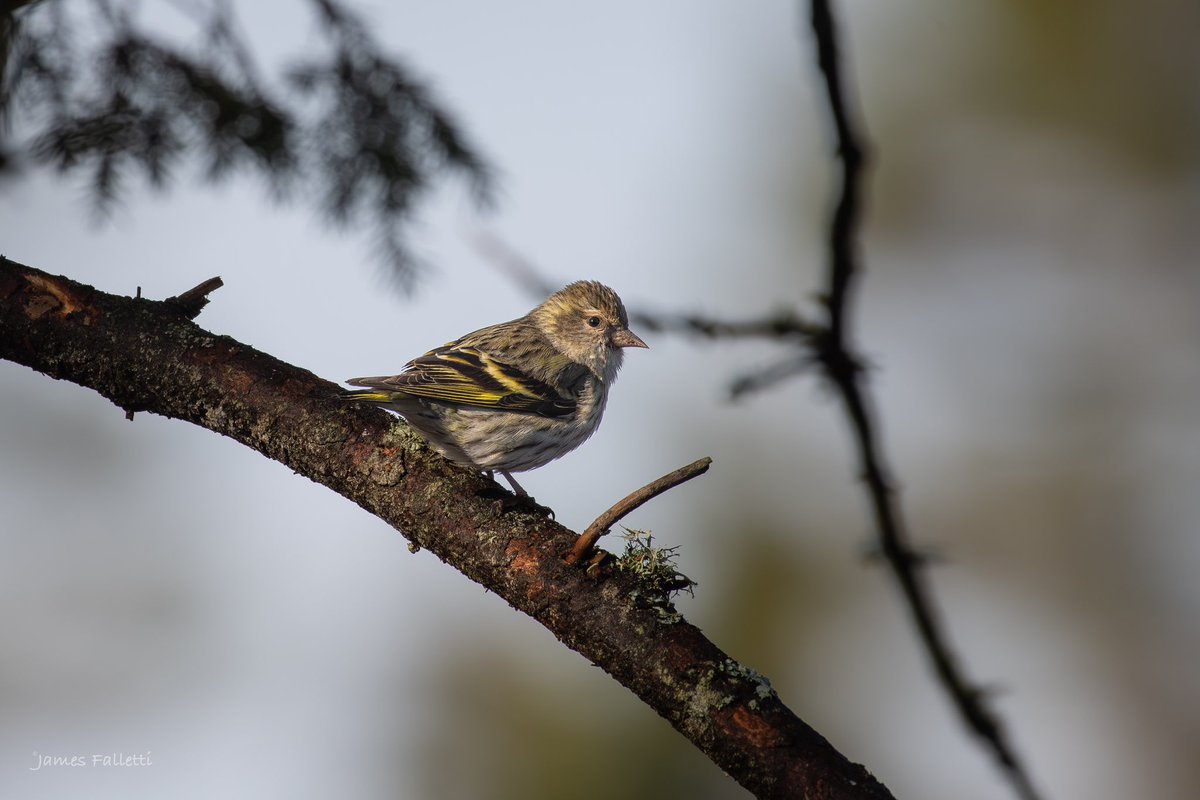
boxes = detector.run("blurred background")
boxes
[2,1,1199,798]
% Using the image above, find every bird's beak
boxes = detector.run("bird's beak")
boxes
[612,327,649,349]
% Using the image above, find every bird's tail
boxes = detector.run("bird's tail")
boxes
[342,376,401,403]
[342,388,396,403]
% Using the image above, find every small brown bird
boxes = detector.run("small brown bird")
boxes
[345,281,647,496]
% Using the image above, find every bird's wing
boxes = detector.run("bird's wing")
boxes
[354,345,577,418]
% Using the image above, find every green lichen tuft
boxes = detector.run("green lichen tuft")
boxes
[616,528,696,625]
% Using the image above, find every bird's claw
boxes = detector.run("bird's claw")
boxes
[475,485,555,518]
[506,493,555,518]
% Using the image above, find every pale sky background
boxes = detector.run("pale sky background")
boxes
[2,1,1199,799]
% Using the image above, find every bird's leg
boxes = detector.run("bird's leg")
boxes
[500,470,528,496]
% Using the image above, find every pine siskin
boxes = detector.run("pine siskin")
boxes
[345,280,647,497]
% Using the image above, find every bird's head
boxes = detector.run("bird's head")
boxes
[530,280,648,381]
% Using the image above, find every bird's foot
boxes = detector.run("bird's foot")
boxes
[480,471,555,518]
[501,492,555,518]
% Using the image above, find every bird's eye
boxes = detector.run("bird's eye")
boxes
[586,316,602,328]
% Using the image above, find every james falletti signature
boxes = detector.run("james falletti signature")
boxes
[30,751,153,771]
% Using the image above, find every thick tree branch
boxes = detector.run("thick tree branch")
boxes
[0,255,894,800]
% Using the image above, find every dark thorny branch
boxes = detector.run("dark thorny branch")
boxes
[806,3,1043,800]
[475,233,1045,800]
[0,0,492,287]
[475,4,1045,799]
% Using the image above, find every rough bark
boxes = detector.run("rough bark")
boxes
[0,255,895,800]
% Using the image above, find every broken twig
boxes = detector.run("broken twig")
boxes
[164,276,224,319]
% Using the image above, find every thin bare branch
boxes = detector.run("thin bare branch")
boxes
[565,457,712,566]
